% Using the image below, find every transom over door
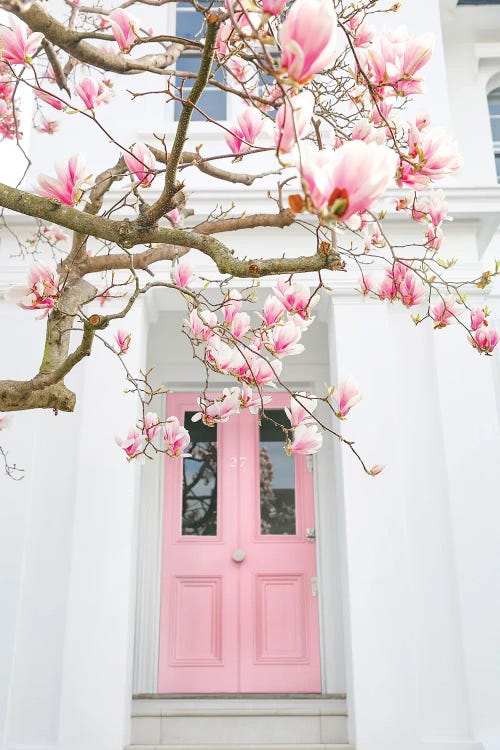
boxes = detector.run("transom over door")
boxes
[158,392,321,693]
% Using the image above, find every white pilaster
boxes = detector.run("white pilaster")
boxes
[55,300,148,750]
[328,296,486,750]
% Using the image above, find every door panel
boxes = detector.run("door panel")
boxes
[158,392,321,693]
[238,398,321,692]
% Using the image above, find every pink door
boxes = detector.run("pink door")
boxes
[158,392,321,693]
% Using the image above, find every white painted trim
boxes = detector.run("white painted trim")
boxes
[133,396,166,694]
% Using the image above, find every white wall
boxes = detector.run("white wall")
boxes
[329,291,500,750]
[1,0,500,748]
[0,297,148,750]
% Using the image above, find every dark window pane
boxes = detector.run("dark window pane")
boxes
[174,54,226,121]
[182,412,218,536]
[490,117,500,142]
[176,8,204,40]
[260,410,296,536]
[174,87,227,121]
[495,152,500,182]
[175,54,225,79]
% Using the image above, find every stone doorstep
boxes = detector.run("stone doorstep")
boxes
[132,696,348,717]
[130,696,350,747]
[126,745,355,750]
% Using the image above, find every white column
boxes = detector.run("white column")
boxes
[1,299,148,750]
[0,302,48,747]
[56,300,148,750]
[328,296,485,750]
[433,297,500,750]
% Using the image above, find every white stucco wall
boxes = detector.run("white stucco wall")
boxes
[1,1,500,750]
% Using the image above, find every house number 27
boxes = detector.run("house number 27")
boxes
[229,457,247,468]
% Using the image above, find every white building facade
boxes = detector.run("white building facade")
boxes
[1,1,500,750]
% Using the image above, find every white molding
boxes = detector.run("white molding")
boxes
[133,395,166,695]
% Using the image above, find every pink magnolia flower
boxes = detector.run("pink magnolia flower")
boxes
[359,28,434,97]
[74,76,109,110]
[43,224,69,242]
[258,295,285,326]
[124,143,156,187]
[239,384,272,414]
[411,189,448,226]
[216,22,233,59]
[430,296,458,329]
[359,275,374,296]
[186,309,216,341]
[332,378,361,419]
[264,320,304,358]
[223,289,242,323]
[166,208,182,226]
[143,412,160,441]
[227,56,256,85]
[35,88,64,110]
[37,153,87,206]
[379,262,425,308]
[368,464,386,476]
[115,428,146,461]
[470,326,499,355]
[0,17,43,65]
[279,0,337,85]
[6,261,59,314]
[405,126,463,185]
[170,256,194,288]
[470,308,486,331]
[287,422,323,455]
[231,311,251,339]
[425,224,443,252]
[35,119,59,135]
[351,118,386,145]
[352,19,374,47]
[108,9,138,52]
[239,353,283,387]
[115,328,131,354]
[273,278,319,319]
[163,417,191,458]
[262,0,288,15]
[275,90,314,153]
[224,0,261,35]
[416,111,430,131]
[206,337,245,374]
[225,106,265,155]
[285,392,317,428]
[296,140,397,223]
[0,413,12,430]
[192,389,241,426]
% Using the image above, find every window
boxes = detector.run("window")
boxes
[174,2,227,122]
[458,0,500,4]
[488,88,500,183]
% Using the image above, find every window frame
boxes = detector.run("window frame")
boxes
[170,2,229,127]
[488,87,500,183]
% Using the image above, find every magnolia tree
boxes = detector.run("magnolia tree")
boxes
[0,0,497,479]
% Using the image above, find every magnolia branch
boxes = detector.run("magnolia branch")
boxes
[0,182,339,276]
[140,16,220,226]
[2,2,190,75]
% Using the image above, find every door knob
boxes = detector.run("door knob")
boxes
[232,549,246,563]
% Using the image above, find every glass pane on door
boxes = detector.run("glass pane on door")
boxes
[259,409,296,535]
[182,412,218,536]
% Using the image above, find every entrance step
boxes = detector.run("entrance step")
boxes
[128,745,355,750]
[129,697,350,747]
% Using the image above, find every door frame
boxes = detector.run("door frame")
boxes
[133,377,346,696]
